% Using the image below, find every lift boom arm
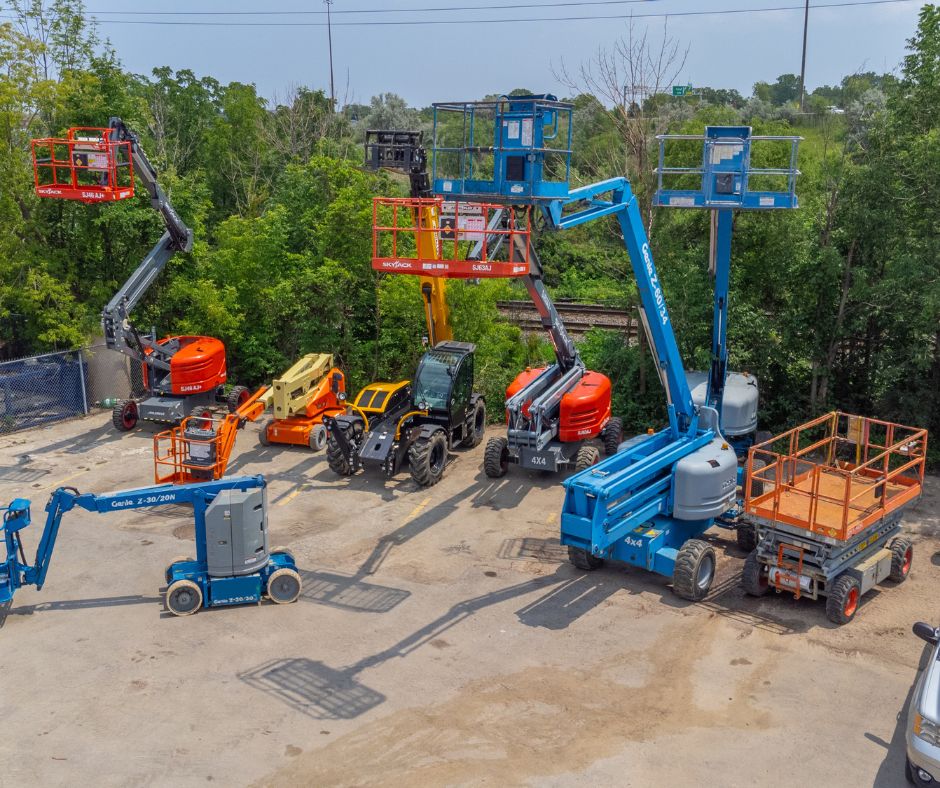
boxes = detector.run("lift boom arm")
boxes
[101,117,195,370]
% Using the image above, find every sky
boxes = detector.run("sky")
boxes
[65,0,927,106]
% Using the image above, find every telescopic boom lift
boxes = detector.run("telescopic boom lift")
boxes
[421,95,800,600]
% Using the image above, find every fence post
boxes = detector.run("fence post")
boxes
[78,348,89,414]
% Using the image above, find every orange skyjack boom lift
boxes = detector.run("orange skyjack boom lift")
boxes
[154,353,346,484]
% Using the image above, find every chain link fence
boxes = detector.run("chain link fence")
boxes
[0,342,137,436]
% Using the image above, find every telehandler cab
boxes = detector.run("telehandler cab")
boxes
[324,341,485,487]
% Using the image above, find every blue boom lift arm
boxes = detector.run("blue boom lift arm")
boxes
[1,476,265,608]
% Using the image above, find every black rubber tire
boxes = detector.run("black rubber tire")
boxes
[754,430,773,447]
[258,417,274,446]
[166,579,202,616]
[227,385,250,413]
[745,458,766,498]
[601,417,623,456]
[574,444,600,473]
[736,522,758,553]
[484,436,509,478]
[568,546,604,571]
[267,568,302,604]
[461,399,487,449]
[742,549,770,596]
[112,399,138,432]
[409,430,448,487]
[673,539,717,601]
[326,425,356,476]
[889,536,914,583]
[826,574,861,625]
[308,424,327,452]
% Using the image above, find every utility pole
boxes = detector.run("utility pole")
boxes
[798,0,810,111]
[325,0,335,111]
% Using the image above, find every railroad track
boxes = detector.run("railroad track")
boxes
[496,300,639,339]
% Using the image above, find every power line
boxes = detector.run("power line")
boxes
[84,0,659,15]
[48,0,919,27]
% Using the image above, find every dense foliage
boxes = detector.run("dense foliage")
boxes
[1,2,938,463]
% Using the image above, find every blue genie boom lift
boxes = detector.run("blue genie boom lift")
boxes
[1,475,301,620]
[429,95,800,600]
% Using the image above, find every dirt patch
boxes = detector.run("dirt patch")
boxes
[256,618,775,787]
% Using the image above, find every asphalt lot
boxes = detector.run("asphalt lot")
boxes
[0,411,937,787]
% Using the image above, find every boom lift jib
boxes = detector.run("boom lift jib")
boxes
[1,475,301,620]
[31,119,245,433]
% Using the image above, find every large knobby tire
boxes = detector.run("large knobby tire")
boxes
[112,399,138,432]
[308,424,327,452]
[673,539,717,601]
[326,426,356,476]
[461,399,487,449]
[736,522,758,553]
[889,537,914,583]
[742,549,770,596]
[600,417,623,456]
[409,430,448,487]
[575,444,600,473]
[258,417,274,446]
[267,568,302,604]
[227,385,250,413]
[568,546,604,571]
[166,579,202,616]
[484,436,509,478]
[746,458,767,498]
[826,573,861,625]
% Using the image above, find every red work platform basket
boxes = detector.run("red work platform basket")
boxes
[372,197,531,279]
[31,127,134,203]
[745,412,927,541]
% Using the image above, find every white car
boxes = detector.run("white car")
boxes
[907,622,940,784]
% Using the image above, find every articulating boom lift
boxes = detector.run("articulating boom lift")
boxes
[434,97,621,477]
[1,475,301,620]
[32,119,240,433]
[428,95,801,600]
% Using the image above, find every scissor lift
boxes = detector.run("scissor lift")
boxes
[743,412,927,623]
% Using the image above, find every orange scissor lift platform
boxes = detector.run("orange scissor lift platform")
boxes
[741,412,927,624]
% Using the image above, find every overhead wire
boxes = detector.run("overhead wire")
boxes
[2,0,916,26]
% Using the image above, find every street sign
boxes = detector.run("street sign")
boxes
[672,84,693,97]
